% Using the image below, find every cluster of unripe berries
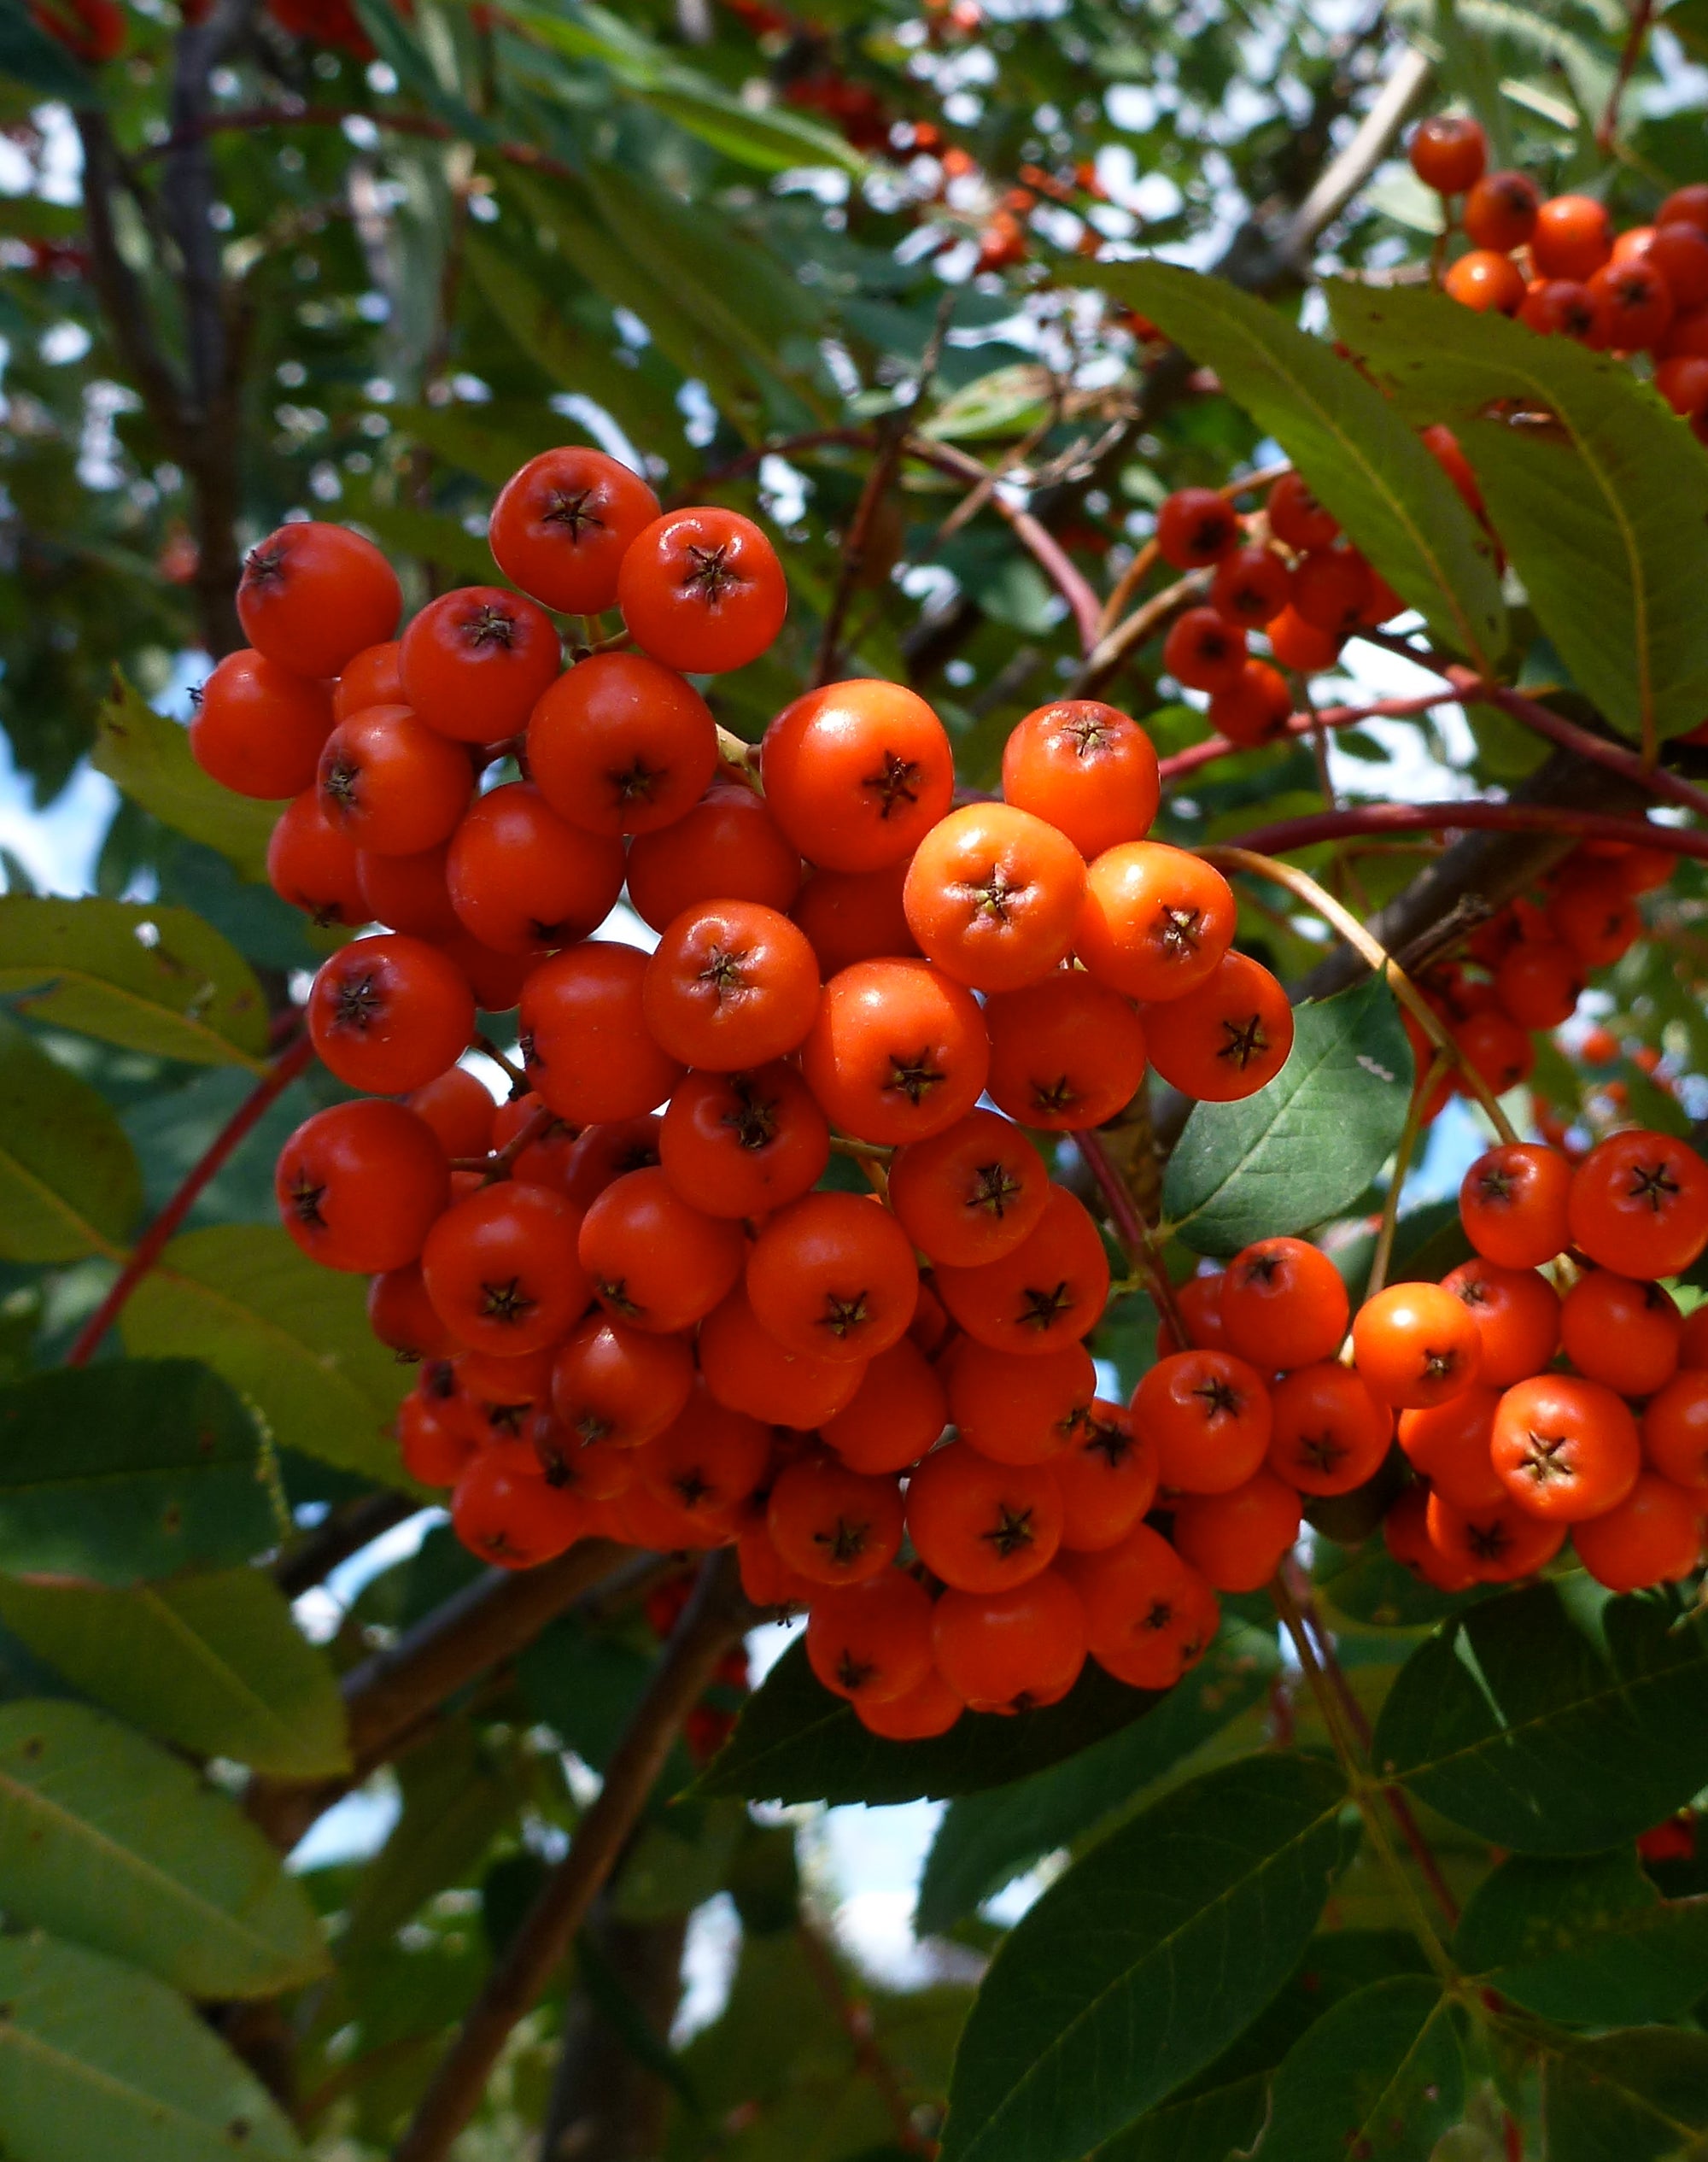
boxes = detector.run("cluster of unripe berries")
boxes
[1148,466,1431,734]
[1412,114,1708,436]
[188,443,1305,1733]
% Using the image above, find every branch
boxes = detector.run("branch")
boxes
[272,1493,419,1599]
[797,1923,931,2154]
[1277,45,1433,267]
[1446,668,1708,824]
[1070,570,1210,697]
[65,1031,314,1368]
[1157,689,1457,784]
[72,113,190,460]
[1599,0,1658,149]
[1225,798,1708,868]
[390,1550,752,2162]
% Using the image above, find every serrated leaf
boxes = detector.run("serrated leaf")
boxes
[1373,1578,1708,1854]
[0,1362,274,1584]
[1327,280,1708,757]
[0,1014,139,1263]
[939,1755,1356,2162]
[0,1569,349,1778]
[1541,2029,1708,2162]
[916,1620,1278,1935]
[1162,976,1414,1256]
[694,1637,1167,1807]
[0,1932,303,2162]
[0,898,269,1069]
[0,1701,326,1997]
[91,675,277,883]
[1061,259,1506,671]
[1456,1849,1708,2025]
[120,1224,412,1483]
[1251,1977,1462,2161]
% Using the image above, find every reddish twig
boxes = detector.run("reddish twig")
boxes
[450,1100,559,1178]
[65,1031,315,1368]
[134,101,577,183]
[1075,1128,1187,1345]
[1156,690,1456,784]
[798,1924,932,2154]
[1599,0,1658,149]
[389,1551,751,2162]
[1222,799,1708,864]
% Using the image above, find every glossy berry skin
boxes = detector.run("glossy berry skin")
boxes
[452,1450,588,1571]
[762,680,955,872]
[932,1572,1087,1714]
[358,841,460,942]
[487,445,660,614]
[1560,1273,1682,1399]
[276,1099,449,1274]
[903,803,1087,993]
[317,705,473,858]
[821,1339,949,1475]
[699,1284,865,1430]
[1567,1129,1708,1280]
[520,943,686,1126]
[400,585,562,743]
[806,1573,935,1705]
[1424,1491,1565,1584]
[791,859,920,976]
[1531,194,1614,282]
[887,1109,1049,1268]
[1572,1473,1703,1594]
[190,650,333,800]
[945,1339,1097,1466]
[984,970,1147,1133]
[1267,1362,1390,1497]
[626,784,802,932]
[856,1667,964,1739]
[799,958,989,1146]
[1408,114,1487,195]
[1443,249,1526,315]
[1463,170,1540,252]
[1266,606,1342,673]
[1588,260,1674,352]
[307,934,475,1095]
[446,782,624,954]
[1155,487,1241,569]
[1131,1348,1272,1493]
[641,900,822,1070]
[1062,1521,1218,1690]
[334,641,403,721]
[1219,1237,1348,1372]
[1170,1470,1301,1593]
[422,1181,592,1357]
[1054,1401,1159,1550]
[1073,842,1236,1004]
[905,1439,1063,1593]
[1489,1373,1641,1524]
[528,652,718,838]
[1641,1371,1708,1489]
[268,789,366,927]
[237,521,401,678]
[579,1166,745,1334]
[934,1185,1111,1358]
[1397,1386,1506,1514]
[551,1314,695,1452]
[1266,472,1338,554]
[1352,1281,1482,1409]
[1000,699,1160,860]
[1460,1142,1571,1269]
[658,1062,829,1220]
[617,507,787,673]
[746,1191,918,1366]
[1440,1259,1560,1390]
[767,1451,904,1586]
[1145,951,1295,1103]
[369,1261,456,1362]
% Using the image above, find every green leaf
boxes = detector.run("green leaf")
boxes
[0,898,269,1070]
[120,1225,412,1484]
[0,1700,326,1998]
[694,1637,1172,1807]
[1162,976,1414,1257]
[1541,2030,1708,2162]
[916,1620,1278,1935]
[939,1755,1356,2162]
[1667,0,1708,62]
[1087,2077,1269,2162]
[1313,1536,1477,1633]
[1455,1849,1708,2024]
[0,1932,303,2162]
[922,364,1056,442]
[1326,280,1708,754]
[1061,259,1506,671]
[1250,1977,1463,2161]
[344,1728,520,1960]
[387,400,564,490]
[0,1362,274,1585]
[0,1014,139,1263]
[0,1569,349,1778]
[1372,1579,1708,1854]
[91,675,276,884]
[337,478,500,588]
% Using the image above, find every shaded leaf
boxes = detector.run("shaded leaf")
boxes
[0,3,97,99]
[1456,1849,1708,2025]
[120,1224,412,1484]
[916,1619,1278,1935]
[0,1700,326,1997]
[1251,1977,1462,2161]
[695,1638,1169,1807]
[345,1728,520,1960]
[1541,2029,1708,2162]
[939,1755,1356,2162]
[1372,1579,1708,1854]
[0,1013,139,1263]
[0,1569,350,1778]
[0,897,269,1069]
[1327,280,1708,753]
[1063,259,1506,671]
[0,1932,303,2162]
[1163,976,1414,1257]
[1087,2076,1268,2162]
[91,675,275,884]
[0,1361,274,1585]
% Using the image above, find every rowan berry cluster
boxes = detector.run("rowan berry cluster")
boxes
[1168,1131,1708,1600]
[1413,114,1708,436]
[190,442,1307,1735]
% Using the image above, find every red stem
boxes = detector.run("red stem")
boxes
[1157,690,1454,783]
[1442,666,1708,823]
[66,1032,315,1368]
[1075,1128,1186,1345]
[135,103,576,182]
[1223,799,1708,865]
